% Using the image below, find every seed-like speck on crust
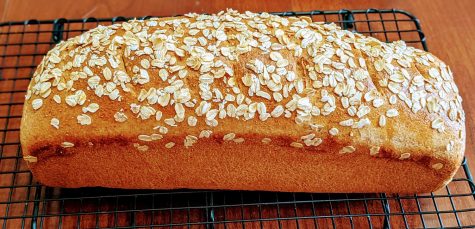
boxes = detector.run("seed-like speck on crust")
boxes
[233,138,245,143]
[446,140,455,151]
[138,135,152,141]
[379,115,386,127]
[339,119,354,127]
[50,118,60,129]
[188,116,198,126]
[150,134,163,141]
[32,98,43,110]
[77,114,92,125]
[389,95,397,105]
[114,111,128,122]
[432,163,444,170]
[432,118,444,131]
[165,142,176,148]
[184,135,198,148]
[310,124,323,132]
[53,95,61,104]
[155,111,163,121]
[61,142,74,148]
[223,133,236,141]
[83,103,99,113]
[23,155,38,163]
[155,126,168,134]
[262,138,271,144]
[199,130,212,138]
[399,153,411,160]
[370,146,380,156]
[290,142,304,148]
[329,128,339,136]
[339,146,356,154]
[386,109,399,118]
[137,145,149,152]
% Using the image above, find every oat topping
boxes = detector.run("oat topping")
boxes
[339,146,356,154]
[262,138,271,144]
[53,95,61,104]
[114,111,128,122]
[370,146,380,156]
[27,9,464,163]
[389,95,397,105]
[61,142,74,148]
[77,114,92,125]
[32,98,43,110]
[329,128,339,136]
[233,138,245,143]
[138,135,152,141]
[432,118,444,132]
[50,118,60,129]
[290,142,304,148]
[165,142,176,148]
[399,153,411,160]
[83,103,99,113]
[154,125,168,134]
[223,133,236,141]
[379,115,386,127]
[150,134,163,140]
[23,155,38,163]
[136,144,149,152]
[446,140,455,151]
[187,116,198,126]
[385,109,399,118]
[184,135,198,148]
[199,130,212,138]
[432,163,444,170]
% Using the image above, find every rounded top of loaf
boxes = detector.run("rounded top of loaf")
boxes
[21,9,465,177]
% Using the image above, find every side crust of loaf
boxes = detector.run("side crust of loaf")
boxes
[20,10,465,193]
[22,111,462,193]
[28,137,451,193]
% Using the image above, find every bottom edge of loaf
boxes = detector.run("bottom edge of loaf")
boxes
[25,140,457,194]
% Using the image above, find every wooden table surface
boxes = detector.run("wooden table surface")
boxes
[0,0,474,228]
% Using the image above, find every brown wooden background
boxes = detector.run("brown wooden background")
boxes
[0,0,474,228]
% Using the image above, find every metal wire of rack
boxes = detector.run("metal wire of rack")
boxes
[0,9,474,229]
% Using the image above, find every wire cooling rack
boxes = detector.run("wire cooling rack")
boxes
[0,9,474,229]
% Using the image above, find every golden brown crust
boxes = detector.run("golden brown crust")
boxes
[20,10,465,193]
[28,137,448,193]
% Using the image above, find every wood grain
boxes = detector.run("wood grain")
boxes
[0,0,474,228]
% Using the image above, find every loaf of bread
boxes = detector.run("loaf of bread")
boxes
[20,10,465,193]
